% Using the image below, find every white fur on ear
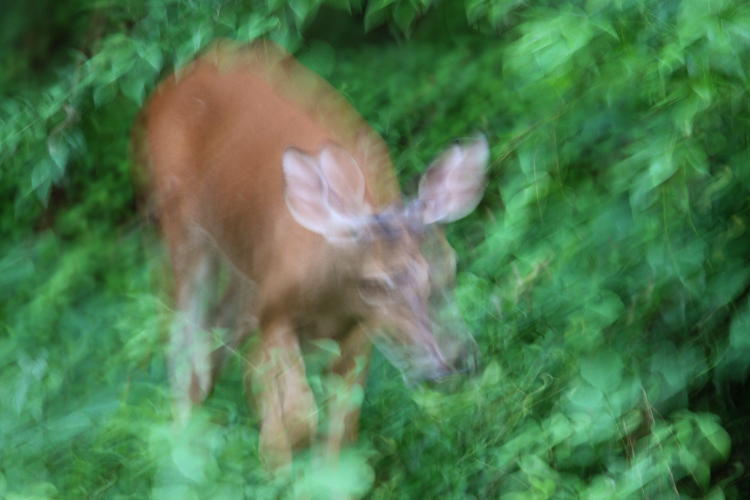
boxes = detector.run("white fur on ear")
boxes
[417,134,488,224]
[282,145,371,242]
[283,148,332,236]
[319,144,367,215]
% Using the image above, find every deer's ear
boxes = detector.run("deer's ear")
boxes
[417,135,488,225]
[282,146,369,242]
[319,143,367,215]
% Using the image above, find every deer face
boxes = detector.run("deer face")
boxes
[283,136,488,382]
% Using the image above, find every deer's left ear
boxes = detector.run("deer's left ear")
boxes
[416,134,488,224]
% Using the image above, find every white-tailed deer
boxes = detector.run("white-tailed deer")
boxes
[135,40,487,468]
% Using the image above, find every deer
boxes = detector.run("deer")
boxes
[134,39,488,469]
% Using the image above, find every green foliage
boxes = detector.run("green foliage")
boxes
[2,0,750,498]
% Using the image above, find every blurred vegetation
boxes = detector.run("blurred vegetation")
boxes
[2,0,750,498]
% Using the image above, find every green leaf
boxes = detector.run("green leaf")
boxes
[237,14,279,42]
[325,0,356,12]
[47,136,69,172]
[580,350,623,392]
[120,75,146,104]
[93,83,117,107]
[488,0,521,26]
[714,296,750,385]
[695,414,731,462]
[394,1,417,35]
[679,447,710,488]
[648,150,677,188]
[566,384,604,412]
[466,0,488,24]
[171,442,208,482]
[481,360,501,386]
[546,413,573,444]
[364,0,394,31]
[293,451,374,499]
[587,291,624,328]
[31,157,55,198]
[141,43,163,71]
[289,0,319,26]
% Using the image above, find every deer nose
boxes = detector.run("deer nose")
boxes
[424,342,479,384]
[417,341,480,386]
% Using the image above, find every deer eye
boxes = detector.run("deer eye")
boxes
[358,276,395,302]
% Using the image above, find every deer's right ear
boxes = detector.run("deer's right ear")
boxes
[282,146,368,242]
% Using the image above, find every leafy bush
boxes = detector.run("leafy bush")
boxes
[2,0,749,498]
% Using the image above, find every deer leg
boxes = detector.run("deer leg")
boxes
[325,324,372,459]
[166,231,219,426]
[208,275,257,384]
[248,318,317,470]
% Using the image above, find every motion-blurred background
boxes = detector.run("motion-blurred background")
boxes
[1,1,749,498]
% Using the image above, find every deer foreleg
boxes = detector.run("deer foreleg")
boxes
[249,319,318,470]
[325,325,372,459]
